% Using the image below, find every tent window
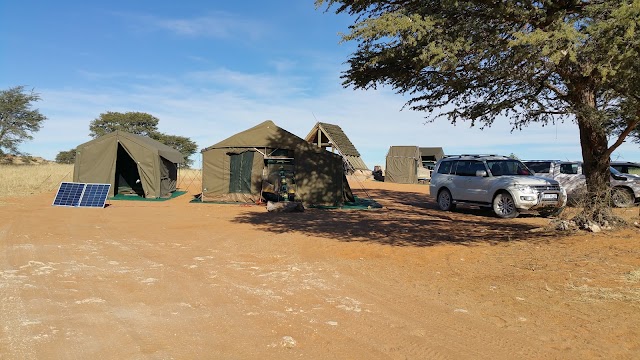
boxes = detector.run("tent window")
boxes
[229,151,254,193]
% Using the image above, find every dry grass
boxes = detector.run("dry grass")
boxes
[0,164,74,199]
[567,283,640,303]
[625,269,640,283]
[177,168,203,194]
[0,165,203,201]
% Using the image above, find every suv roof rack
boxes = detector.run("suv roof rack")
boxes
[444,154,502,158]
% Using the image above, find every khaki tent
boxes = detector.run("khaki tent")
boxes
[201,120,353,206]
[73,131,184,198]
[385,146,422,184]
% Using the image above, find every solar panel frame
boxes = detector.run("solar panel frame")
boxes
[52,182,111,208]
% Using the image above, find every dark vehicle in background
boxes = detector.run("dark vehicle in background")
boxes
[610,161,640,176]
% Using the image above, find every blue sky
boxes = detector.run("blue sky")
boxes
[2,0,638,167]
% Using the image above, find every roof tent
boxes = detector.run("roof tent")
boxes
[73,130,184,198]
[419,147,445,163]
[305,122,370,173]
[201,120,354,206]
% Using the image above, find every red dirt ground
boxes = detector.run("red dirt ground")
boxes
[1,179,639,359]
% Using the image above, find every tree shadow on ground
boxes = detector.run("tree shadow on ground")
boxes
[231,188,567,247]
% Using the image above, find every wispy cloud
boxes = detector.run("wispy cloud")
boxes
[125,12,269,41]
[186,68,309,98]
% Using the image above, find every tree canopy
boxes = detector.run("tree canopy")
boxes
[55,148,76,164]
[318,0,640,222]
[89,111,160,138]
[0,86,47,155]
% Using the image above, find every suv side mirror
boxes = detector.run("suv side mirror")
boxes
[476,170,487,177]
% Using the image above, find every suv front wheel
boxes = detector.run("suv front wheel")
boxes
[493,192,519,218]
[437,189,456,211]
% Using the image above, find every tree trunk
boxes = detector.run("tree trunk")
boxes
[575,89,614,224]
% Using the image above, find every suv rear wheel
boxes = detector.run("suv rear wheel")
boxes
[493,192,519,218]
[437,189,456,211]
[612,187,635,208]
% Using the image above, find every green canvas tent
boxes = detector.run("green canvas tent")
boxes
[385,146,422,184]
[73,130,184,198]
[201,120,354,206]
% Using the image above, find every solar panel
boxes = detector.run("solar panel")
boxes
[79,183,111,208]
[52,182,110,208]
[52,182,86,207]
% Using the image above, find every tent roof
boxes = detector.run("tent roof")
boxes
[78,130,185,163]
[419,147,445,158]
[305,122,370,171]
[386,146,421,159]
[202,120,311,152]
[305,122,361,157]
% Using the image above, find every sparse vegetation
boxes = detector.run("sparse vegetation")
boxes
[0,163,203,200]
[0,163,73,199]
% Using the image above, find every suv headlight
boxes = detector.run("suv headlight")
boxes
[514,185,535,194]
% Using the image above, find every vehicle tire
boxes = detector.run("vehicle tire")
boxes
[493,192,519,218]
[437,189,456,211]
[539,207,564,218]
[612,187,635,208]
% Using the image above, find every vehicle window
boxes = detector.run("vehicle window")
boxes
[524,162,550,173]
[453,161,474,176]
[560,163,579,174]
[629,166,640,175]
[469,161,486,175]
[451,160,485,176]
[437,161,452,174]
[486,160,531,176]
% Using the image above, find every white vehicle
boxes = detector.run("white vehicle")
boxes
[522,160,640,208]
[430,155,567,218]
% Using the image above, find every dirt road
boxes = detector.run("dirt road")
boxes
[1,180,639,359]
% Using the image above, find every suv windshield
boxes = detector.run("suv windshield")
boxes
[486,160,532,176]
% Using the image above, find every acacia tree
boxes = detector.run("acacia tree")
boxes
[89,111,160,138]
[317,0,640,223]
[55,148,76,164]
[150,132,198,167]
[0,86,47,155]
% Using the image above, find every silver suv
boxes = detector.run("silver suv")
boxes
[522,160,640,208]
[430,155,567,218]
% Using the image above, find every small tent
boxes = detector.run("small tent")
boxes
[73,131,184,198]
[384,146,422,184]
[201,120,353,206]
[305,122,369,174]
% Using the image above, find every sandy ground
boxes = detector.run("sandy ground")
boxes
[1,179,639,359]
